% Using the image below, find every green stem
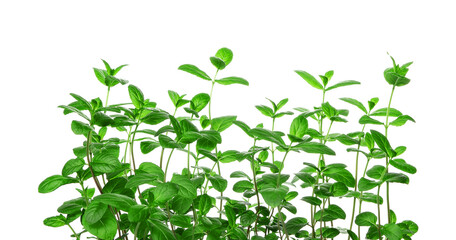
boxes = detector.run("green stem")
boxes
[67,223,79,240]
[208,70,219,120]
[129,124,140,173]
[377,184,382,240]
[164,148,175,182]
[277,206,290,240]
[271,117,276,164]
[105,86,111,109]
[384,85,395,224]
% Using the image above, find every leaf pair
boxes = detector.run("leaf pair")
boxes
[295,70,360,91]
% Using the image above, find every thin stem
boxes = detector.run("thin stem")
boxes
[105,86,111,109]
[216,160,223,219]
[129,124,140,172]
[164,148,175,182]
[67,223,79,240]
[277,206,290,240]
[208,70,219,120]
[377,184,382,240]
[86,131,103,194]
[384,85,396,224]
[271,117,276,164]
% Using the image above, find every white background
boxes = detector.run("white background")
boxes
[1,0,455,239]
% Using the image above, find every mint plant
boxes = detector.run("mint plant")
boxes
[39,48,418,240]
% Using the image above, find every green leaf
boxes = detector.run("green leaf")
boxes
[140,141,160,154]
[215,47,233,66]
[383,172,409,184]
[137,162,165,182]
[171,174,197,199]
[215,76,249,86]
[295,172,316,185]
[389,115,415,127]
[233,180,254,193]
[210,56,226,70]
[358,177,379,191]
[389,158,417,174]
[240,210,256,227]
[92,112,113,127]
[260,185,289,208]
[292,142,336,155]
[249,127,285,147]
[355,212,377,227]
[170,195,192,214]
[323,168,355,187]
[125,173,158,188]
[91,152,121,173]
[301,196,322,206]
[198,194,214,215]
[285,217,308,235]
[370,130,395,157]
[315,204,346,221]
[57,197,85,214]
[368,97,379,111]
[290,115,308,138]
[178,64,212,80]
[211,115,237,132]
[371,107,402,117]
[59,105,91,121]
[170,214,192,228]
[256,105,274,117]
[359,115,383,125]
[128,205,149,222]
[196,130,222,151]
[128,84,144,109]
[191,93,210,112]
[43,215,66,227]
[82,210,117,240]
[230,171,251,180]
[159,135,182,149]
[366,165,386,180]
[340,97,367,114]
[295,70,323,90]
[208,175,228,192]
[141,111,169,125]
[322,228,340,238]
[360,192,383,204]
[321,102,337,118]
[168,90,180,107]
[71,120,94,136]
[330,182,349,197]
[148,219,176,240]
[38,175,78,193]
[347,230,359,240]
[84,201,108,224]
[93,193,136,211]
[61,158,85,176]
[382,223,403,240]
[70,93,93,112]
[326,80,360,91]
[154,182,179,204]
[93,68,107,85]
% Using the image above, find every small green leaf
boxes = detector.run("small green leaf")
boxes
[137,162,165,182]
[38,175,78,193]
[148,219,176,240]
[370,130,395,157]
[128,205,149,222]
[368,97,379,111]
[82,209,117,240]
[125,173,158,188]
[295,70,323,90]
[198,194,214,215]
[359,115,383,125]
[215,47,233,66]
[43,215,67,227]
[260,185,289,208]
[322,228,340,238]
[178,64,212,80]
[141,111,169,125]
[366,165,386,180]
[128,84,144,109]
[230,171,251,180]
[292,142,336,155]
[383,172,409,184]
[191,93,210,112]
[301,196,322,206]
[382,223,403,240]
[371,108,402,117]
[389,158,417,174]
[170,214,193,228]
[208,175,228,192]
[70,93,93,112]
[85,201,108,224]
[153,182,179,204]
[249,127,286,148]
[389,115,415,127]
[210,56,226,70]
[215,76,249,86]
[171,174,197,199]
[340,97,367,114]
[92,193,136,211]
[358,177,379,191]
[285,217,308,235]
[71,120,94,136]
[91,152,121,173]
[323,168,355,188]
[233,180,254,193]
[295,172,315,185]
[321,102,337,118]
[355,212,377,227]
[290,115,308,138]
[326,80,360,91]
[256,105,274,117]
[159,135,182,149]
[140,141,160,154]
[62,158,85,176]
[240,210,256,227]
[211,115,237,132]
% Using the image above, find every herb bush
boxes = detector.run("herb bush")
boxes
[38,48,418,240]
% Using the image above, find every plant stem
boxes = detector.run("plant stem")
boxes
[129,124,140,172]
[105,86,111,109]
[271,117,276,164]
[377,184,382,240]
[86,131,103,194]
[67,223,79,240]
[208,70,219,120]
[384,85,395,224]
[277,206,290,240]
[164,148,175,182]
